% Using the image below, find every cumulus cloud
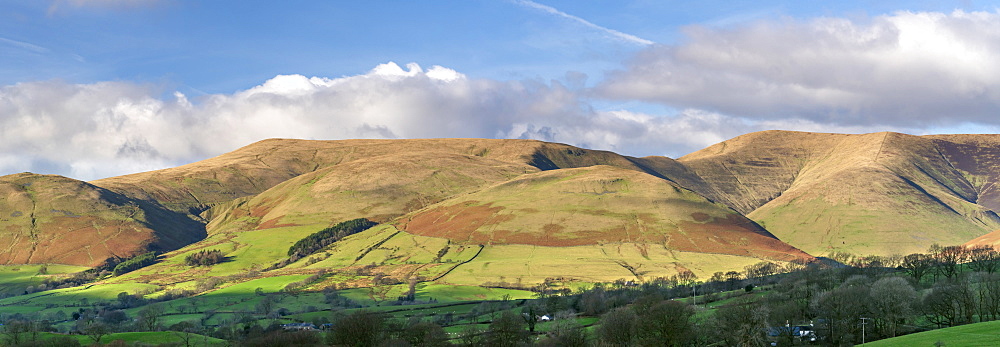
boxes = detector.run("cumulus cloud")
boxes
[598,10,1000,127]
[0,63,575,179]
[0,58,932,181]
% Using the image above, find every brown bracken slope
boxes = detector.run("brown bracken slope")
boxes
[0,173,203,266]
[396,165,812,262]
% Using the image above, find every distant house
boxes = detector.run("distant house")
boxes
[767,325,817,345]
[282,323,317,331]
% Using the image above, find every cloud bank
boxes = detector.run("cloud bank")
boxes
[3,62,772,180]
[599,10,1000,126]
[5,10,1000,180]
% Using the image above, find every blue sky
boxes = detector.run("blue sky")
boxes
[2,1,1000,179]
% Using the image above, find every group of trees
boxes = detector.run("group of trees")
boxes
[110,252,158,276]
[287,218,377,259]
[183,249,225,266]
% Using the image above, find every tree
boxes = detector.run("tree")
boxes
[288,218,378,258]
[744,261,781,282]
[168,321,200,347]
[634,299,694,347]
[401,321,449,347]
[2,319,35,346]
[578,284,608,315]
[814,283,869,345]
[901,253,933,283]
[541,312,588,347]
[868,276,917,338]
[930,245,968,281]
[923,283,976,327]
[596,307,636,346]
[327,310,387,347]
[83,320,110,344]
[137,305,164,331]
[458,325,485,346]
[714,296,769,347]
[967,245,1000,274]
[487,310,528,347]
[111,252,158,276]
[184,249,225,266]
[979,276,1000,321]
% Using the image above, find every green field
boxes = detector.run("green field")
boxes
[26,331,225,346]
[866,320,1000,346]
[0,264,89,295]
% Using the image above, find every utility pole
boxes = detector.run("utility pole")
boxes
[860,317,872,345]
[692,285,697,306]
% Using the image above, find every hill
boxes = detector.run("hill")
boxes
[680,131,1000,256]
[92,138,693,215]
[398,165,809,261]
[10,132,1000,276]
[865,320,1000,346]
[93,140,809,287]
[0,173,203,266]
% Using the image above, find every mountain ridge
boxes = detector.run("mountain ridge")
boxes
[6,131,1000,272]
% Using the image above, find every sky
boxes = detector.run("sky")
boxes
[3,0,1000,180]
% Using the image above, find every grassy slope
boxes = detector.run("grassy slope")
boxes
[276,165,811,285]
[88,139,758,289]
[0,173,204,266]
[0,264,89,295]
[866,320,1000,346]
[396,165,811,261]
[681,131,1000,256]
[30,331,225,346]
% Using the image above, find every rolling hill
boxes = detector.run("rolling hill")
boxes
[84,140,810,287]
[0,173,203,267]
[5,131,1000,282]
[679,131,1000,256]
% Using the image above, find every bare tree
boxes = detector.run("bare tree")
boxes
[901,253,933,283]
[136,305,163,331]
[2,319,34,346]
[814,284,869,345]
[923,282,976,327]
[487,310,529,347]
[715,296,770,347]
[83,320,110,345]
[931,245,968,281]
[967,245,1000,274]
[596,307,636,346]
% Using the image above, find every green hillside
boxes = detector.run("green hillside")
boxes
[681,131,1000,256]
[866,320,1000,346]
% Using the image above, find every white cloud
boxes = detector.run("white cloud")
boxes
[0,58,934,181]
[597,10,1000,127]
[0,63,587,179]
